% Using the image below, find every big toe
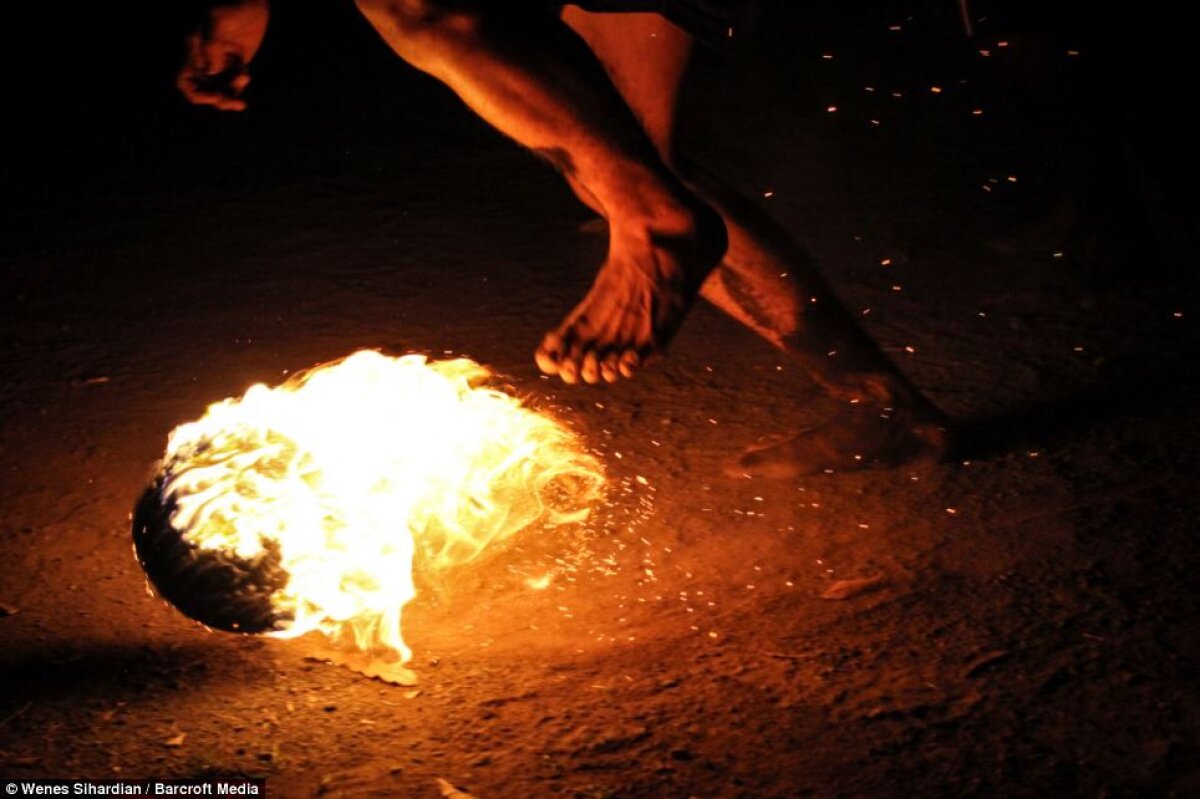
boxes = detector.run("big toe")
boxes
[535,334,564,376]
[726,431,834,479]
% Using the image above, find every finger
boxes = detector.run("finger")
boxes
[183,90,246,111]
[178,79,246,110]
[201,42,232,76]
[213,94,248,111]
[176,71,218,105]
[186,33,209,75]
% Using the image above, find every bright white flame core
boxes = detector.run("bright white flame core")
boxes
[161,350,605,662]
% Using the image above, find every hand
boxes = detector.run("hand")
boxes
[177,0,269,111]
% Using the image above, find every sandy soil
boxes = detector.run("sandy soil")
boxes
[3,3,1198,796]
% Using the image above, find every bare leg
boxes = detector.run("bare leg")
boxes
[354,0,726,385]
[565,9,947,476]
[559,9,690,164]
[688,164,947,476]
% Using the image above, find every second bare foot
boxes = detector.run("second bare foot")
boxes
[728,403,949,479]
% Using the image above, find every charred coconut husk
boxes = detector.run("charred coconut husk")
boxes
[132,481,291,635]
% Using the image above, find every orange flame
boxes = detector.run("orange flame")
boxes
[159,350,605,663]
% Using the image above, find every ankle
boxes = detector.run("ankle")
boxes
[612,194,726,260]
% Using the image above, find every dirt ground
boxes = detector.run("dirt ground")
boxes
[3,2,1198,797]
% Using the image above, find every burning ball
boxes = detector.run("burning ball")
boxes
[132,350,605,661]
[133,482,291,634]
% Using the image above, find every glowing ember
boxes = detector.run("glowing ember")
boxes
[133,350,605,664]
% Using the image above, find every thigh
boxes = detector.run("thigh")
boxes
[561,7,693,163]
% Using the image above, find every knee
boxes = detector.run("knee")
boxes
[354,0,483,48]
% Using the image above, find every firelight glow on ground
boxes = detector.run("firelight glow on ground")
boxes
[153,350,606,664]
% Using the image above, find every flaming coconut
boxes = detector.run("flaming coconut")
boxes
[133,350,605,671]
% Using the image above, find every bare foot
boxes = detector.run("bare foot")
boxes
[536,201,726,384]
[728,403,949,479]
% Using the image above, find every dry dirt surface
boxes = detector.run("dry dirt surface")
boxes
[2,3,1198,797]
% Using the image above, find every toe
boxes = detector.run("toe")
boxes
[559,357,579,385]
[535,349,560,376]
[600,352,621,383]
[742,450,802,479]
[728,438,811,480]
[535,334,564,376]
[617,350,640,379]
[580,351,601,385]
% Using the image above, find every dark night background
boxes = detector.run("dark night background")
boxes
[2,1,1199,796]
